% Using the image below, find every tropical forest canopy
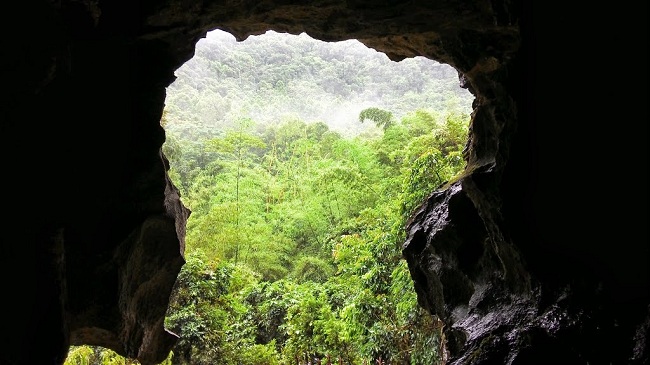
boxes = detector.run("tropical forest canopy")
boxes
[64,30,474,365]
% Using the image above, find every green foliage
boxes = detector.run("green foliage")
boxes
[399,111,469,218]
[157,30,473,365]
[64,346,95,365]
[289,256,336,283]
[237,342,280,365]
[205,118,266,158]
[358,107,395,130]
[160,107,469,364]
[63,346,173,365]
[164,252,258,365]
[242,280,292,346]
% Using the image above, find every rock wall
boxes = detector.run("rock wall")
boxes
[0,0,646,364]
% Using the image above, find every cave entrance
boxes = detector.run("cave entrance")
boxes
[163,29,473,364]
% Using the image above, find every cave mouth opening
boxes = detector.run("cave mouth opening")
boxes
[159,28,474,365]
[64,29,473,365]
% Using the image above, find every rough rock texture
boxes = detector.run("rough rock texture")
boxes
[0,1,646,365]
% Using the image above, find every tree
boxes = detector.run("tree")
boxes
[358,107,395,130]
[204,118,266,263]
[166,252,263,365]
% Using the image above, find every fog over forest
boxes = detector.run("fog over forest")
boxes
[163,29,474,139]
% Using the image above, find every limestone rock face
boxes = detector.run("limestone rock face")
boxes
[0,1,646,365]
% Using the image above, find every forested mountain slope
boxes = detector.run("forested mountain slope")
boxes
[163,30,473,139]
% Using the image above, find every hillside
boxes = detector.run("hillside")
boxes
[163,29,474,139]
